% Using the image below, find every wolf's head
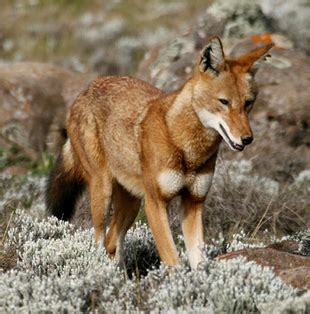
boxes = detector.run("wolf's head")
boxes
[192,37,273,151]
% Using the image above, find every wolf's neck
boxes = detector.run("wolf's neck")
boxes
[166,80,221,169]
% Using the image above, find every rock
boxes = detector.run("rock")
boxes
[255,49,310,129]
[260,0,310,53]
[244,48,310,180]
[138,0,286,92]
[267,240,299,253]
[137,12,226,92]
[207,0,310,54]
[207,0,270,40]
[1,165,29,175]
[0,62,96,160]
[217,241,310,290]
[279,267,310,291]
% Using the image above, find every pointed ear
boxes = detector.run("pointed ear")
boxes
[199,37,225,75]
[239,43,274,75]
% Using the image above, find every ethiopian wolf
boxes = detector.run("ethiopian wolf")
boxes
[46,37,273,268]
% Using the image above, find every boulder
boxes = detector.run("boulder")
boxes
[137,0,273,92]
[255,49,310,130]
[278,267,310,291]
[260,0,310,53]
[0,62,96,160]
[217,240,310,290]
[137,14,225,92]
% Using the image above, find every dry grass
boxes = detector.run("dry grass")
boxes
[205,169,308,239]
[0,207,16,272]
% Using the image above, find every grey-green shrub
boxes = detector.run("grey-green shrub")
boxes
[2,210,308,313]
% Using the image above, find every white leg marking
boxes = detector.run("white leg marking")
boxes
[187,244,204,269]
[158,170,184,196]
[97,232,105,250]
[179,206,204,269]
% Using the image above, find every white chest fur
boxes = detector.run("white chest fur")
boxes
[157,169,213,198]
[186,172,213,198]
[158,170,185,196]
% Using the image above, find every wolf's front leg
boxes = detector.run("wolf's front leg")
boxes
[180,194,205,269]
[144,192,179,266]
[105,183,141,266]
[180,155,216,268]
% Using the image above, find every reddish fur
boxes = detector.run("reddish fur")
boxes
[46,37,273,268]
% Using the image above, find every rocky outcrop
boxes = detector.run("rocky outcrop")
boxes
[0,62,96,160]
[217,240,310,290]
[260,0,310,53]
[137,12,226,92]
[137,0,274,92]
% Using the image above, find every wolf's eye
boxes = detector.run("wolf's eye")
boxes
[219,98,229,105]
[245,100,254,109]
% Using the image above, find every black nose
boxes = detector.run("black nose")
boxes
[241,135,253,145]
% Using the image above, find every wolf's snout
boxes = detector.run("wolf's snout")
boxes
[241,135,253,146]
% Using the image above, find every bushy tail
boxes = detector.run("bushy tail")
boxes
[46,148,85,221]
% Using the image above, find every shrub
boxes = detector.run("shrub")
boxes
[2,210,308,313]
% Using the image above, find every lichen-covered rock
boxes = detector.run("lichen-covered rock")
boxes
[137,0,274,92]
[255,49,310,132]
[260,0,310,53]
[207,0,270,39]
[137,15,225,92]
[0,62,96,160]
[217,243,310,290]
[299,231,310,257]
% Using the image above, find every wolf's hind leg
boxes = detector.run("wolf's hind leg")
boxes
[105,182,140,265]
[89,170,113,246]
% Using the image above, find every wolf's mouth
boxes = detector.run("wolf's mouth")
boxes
[219,124,244,151]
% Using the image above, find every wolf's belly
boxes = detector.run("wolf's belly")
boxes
[104,128,144,197]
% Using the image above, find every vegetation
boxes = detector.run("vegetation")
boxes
[0,0,309,312]
[2,209,309,312]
